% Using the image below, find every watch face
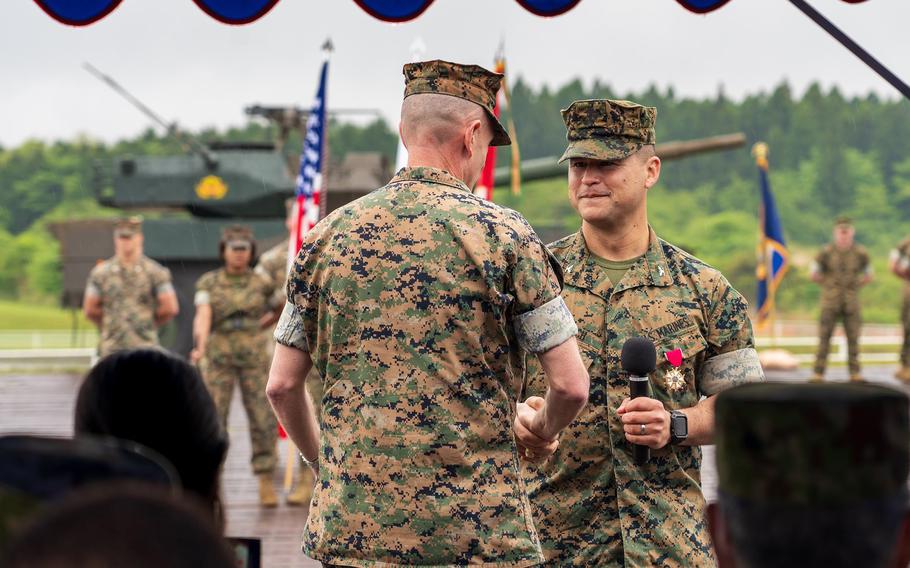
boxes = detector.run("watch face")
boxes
[672,412,688,438]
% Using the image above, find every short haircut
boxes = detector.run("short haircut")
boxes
[400,93,486,147]
[74,349,228,526]
[2,484,235,568]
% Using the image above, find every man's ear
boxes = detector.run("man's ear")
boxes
[463,119,482,160]
[889,511,910,568]
[644,155,661,190]
[706,503,736,568]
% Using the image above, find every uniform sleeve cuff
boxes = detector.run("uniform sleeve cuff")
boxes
[699,347,764,396]
[193,291,210,306]
[156,282,175,296]
[274,301,309,352]
[513,295,578,353]
[84,284,100,298]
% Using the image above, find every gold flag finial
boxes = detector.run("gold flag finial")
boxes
[752,142,769,169]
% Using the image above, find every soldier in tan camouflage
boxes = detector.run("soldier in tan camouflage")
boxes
[267,59,590,567]
[82,217,179,358]
[889,237,910,383]
[810,216,872,382]
[522,99,764,567]
[191,225,282,507]
[254,201,318,506]
[709,382,910,568]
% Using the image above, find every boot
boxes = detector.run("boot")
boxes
[286,466,316,506]
[258,473,278,508]
[894,367,910,383]
[809,373,824,383]
[849,373,864,383]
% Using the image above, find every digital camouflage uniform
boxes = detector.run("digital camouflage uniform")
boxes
[524,230,762,567]
[273,59,579,568]
[85,255,173,357]
[812,242,870,376]
[196,265,278,475]
[891,238,910,372]
[522,99,764,567]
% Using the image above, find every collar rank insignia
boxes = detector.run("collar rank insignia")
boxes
[664,348,687,393]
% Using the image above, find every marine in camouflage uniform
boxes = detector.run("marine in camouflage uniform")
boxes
[810,217,872,381]
[271,60,585,567]
[83,217,177,357]
[194,227,279,482]
[522,99,764,567]
[889,238,910,382]
[709,382,910,568]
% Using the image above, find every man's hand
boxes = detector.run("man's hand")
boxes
[514,396,559,463]
[618,397,671,450]
[189,347,203,365]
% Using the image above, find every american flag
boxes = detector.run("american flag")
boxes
[290,52,329,259]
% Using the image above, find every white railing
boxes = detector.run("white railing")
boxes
[0,330,99,350]
[755,334,902,363]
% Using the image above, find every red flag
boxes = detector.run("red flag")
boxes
[474,59,505,201]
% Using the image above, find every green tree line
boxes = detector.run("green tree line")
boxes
[1,79,909,323]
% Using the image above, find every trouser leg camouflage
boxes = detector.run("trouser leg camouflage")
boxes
[902,295,910,367]
[237,365,277,474]
[202,360,277,475]
[201,360,235,428]
[844,303,862,375]
[814,306,840,375]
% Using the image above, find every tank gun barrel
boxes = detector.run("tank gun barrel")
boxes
[493,132,747,186]
[83,62,219,170]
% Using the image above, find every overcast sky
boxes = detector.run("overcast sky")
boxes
[1,0,907,147]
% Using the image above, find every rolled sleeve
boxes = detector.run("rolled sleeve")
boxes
[156,282,175,296]
[514,295,578,353]
[274,301,309,352]
[85,283,101,298]
[699,347,764,396]
[193,291,210,306]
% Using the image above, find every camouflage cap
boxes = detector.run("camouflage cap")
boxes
[558,99,657,164]
[220,225,255,246]
[835,215,853,228]
[113,216,142,237]
[403,59,511,147]
[715,382,910,506]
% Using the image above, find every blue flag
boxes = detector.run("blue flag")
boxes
[292,57,328,252]
[754,144,789,328]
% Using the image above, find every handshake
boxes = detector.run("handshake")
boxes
[514,396,558,463]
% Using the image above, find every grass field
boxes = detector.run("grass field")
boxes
[0,299,90,330]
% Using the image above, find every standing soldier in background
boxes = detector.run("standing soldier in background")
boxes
[810,216,872,382]
[82,217,179,357]
[889,236,910,382]
[191,225,282,507]
[255,200,318,506]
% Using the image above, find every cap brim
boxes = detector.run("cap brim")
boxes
[485,109,511,146]
[557,138,641,164]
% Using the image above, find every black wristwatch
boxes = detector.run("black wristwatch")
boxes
[669,410,688,445]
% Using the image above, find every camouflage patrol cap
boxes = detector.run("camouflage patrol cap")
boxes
[835,215,853,228]
[220,225,255,246]
[113,216,142,237]
[715,382,910,506]
[558,99,657,163]
[403,59,511,147]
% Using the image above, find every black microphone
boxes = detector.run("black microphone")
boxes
[621,337,657,465]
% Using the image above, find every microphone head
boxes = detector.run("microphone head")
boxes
[621,337,657,376]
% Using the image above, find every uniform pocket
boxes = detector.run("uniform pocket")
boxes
[652,326,707,407]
